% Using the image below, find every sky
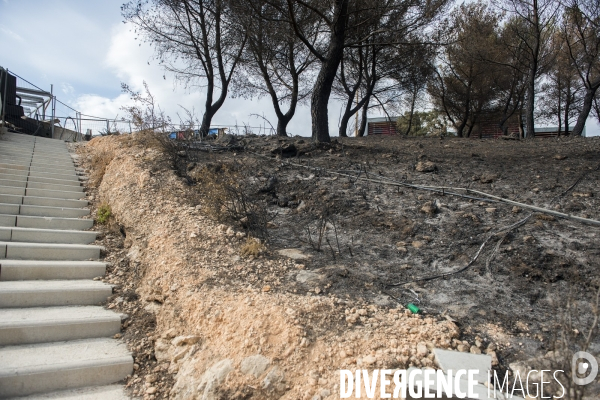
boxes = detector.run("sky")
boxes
[1,0,599,137]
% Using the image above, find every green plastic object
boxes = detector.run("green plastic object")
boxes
[406,303,420,314]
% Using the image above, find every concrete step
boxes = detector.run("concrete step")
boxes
[0,242,102,261]
[0,147,41,154]
[0,180,25,191]
[26,204,88,218]
[25,188,84,201]
[0,260,106,281]
[0,338,132,397]
[0,179,25,188]
[0,227,97,244]
[0,141,35,147]
[0,194,88,208]
[0,173,82,187]
[23,196,89,208]
[0,280,113,308]
[0,306,122,345]
[25,171,82,182]
[28,176,82,187]
[30,160,75,168]
[0,157,31,166]
[0,204,89,218]
[27,182,84,193]
[22,204,89,218]
[0,173,30,182]
[0,194,23,205]
[0,214,94,231]
[32,153,73,160]
[0,214,16,226]
[0,163,29,171]
[16,161,75,169]
[0,146,35,152]
[0,204,19,215]
[0,176,81,191]
[20,166,80,179]
[9,384,129,399]
[0,186,25,196]
[0,158,31,167]
[0,168,28,177]
[0,179,27,188]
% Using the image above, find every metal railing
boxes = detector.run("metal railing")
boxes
[0,67,6,134]
[1,67,281,141]
[0,66,133,140]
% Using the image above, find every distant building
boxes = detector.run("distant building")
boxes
[473,116,521,138]
[534,126,585,137]
[365,117,400,136]
[366,115,585,138]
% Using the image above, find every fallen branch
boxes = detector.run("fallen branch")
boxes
[387,214,532,287]
[251,152,600,227]
[387,162,598,286]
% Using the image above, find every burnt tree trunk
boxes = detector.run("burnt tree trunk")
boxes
[524,69,536,138]
[573,84,600,136]
[404,91,418,135]
[276,116,291,137]
[199,79,215,137]
[357,99,369,137]
[310,0,349,143]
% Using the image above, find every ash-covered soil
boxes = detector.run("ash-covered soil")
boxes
[76,133,600,399]
[233,134,600,371]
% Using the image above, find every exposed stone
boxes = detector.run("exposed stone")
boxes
[241,354,271,378]
[278,248,310,260]
[415,161,437,172]
[479,174,496,183]
[172,335,201,346]
[420,201,438,216]
[456,344,469,352]
[271,143,298,158]
[416,343,429,357]
[196,359,233,400]
[262,366,285,390]
[573,191,593,198]
[295,270,323,285]
[363,355,377,365]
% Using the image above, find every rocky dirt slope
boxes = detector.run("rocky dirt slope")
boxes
[78,133,600,399]
[79,134,471,400]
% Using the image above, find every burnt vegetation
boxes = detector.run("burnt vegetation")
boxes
[121,0,600,141]
[112,0,600,397]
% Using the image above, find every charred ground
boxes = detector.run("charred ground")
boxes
[79,133,600,399]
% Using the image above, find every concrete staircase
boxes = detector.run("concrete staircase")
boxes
[0,133,131,399]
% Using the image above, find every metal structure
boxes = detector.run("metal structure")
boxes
[1,67,279,140]
[0,67,133,140]
[0,67,6,132]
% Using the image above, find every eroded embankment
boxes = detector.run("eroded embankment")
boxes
[80,135,472,400]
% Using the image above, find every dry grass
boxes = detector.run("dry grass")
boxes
[88,150,115,187]
[195,163,268,239]
[240,237,266,258]
[96,203,112,224]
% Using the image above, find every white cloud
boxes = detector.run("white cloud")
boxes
[61,83,75,96]
[0,25,23,42]
[72,23,324,136]
[586,119,600,137]
[74,93,132,119]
